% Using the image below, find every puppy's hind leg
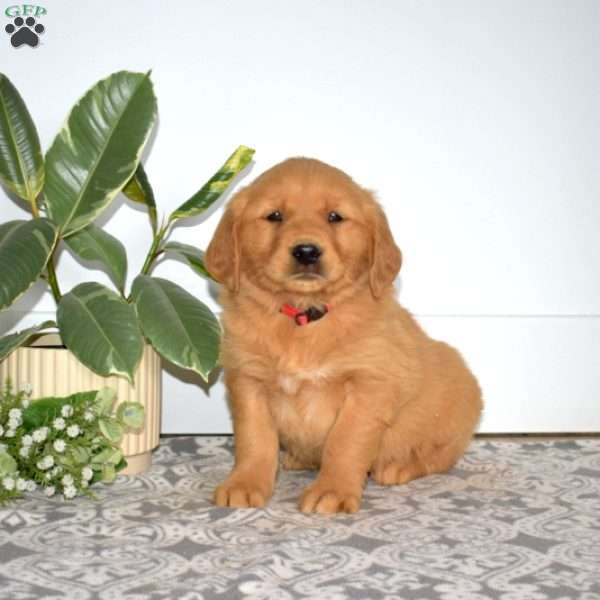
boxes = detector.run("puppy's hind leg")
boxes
[371,439,469,486]
[372,343,482,486]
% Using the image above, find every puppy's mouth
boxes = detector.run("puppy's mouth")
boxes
[290,263,325,280]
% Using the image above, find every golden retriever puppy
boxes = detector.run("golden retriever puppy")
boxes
[205,158,482,514]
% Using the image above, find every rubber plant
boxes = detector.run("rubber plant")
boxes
[0,71,254,382]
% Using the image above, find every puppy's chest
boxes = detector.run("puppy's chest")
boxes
[267,366,343,451]
[275,366,329,396]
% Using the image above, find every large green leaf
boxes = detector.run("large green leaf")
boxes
[0,219,57,310]
[64,223,127,293]
[45,71,157,236]
[0,73,44,203]
[162,241,213,280]
[0,320,55,362]
[122,162,157,232]
[169,145,254,222]
[57,282,143,382]
[131,275,220,381]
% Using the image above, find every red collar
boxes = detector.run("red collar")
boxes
[280,303,330,326]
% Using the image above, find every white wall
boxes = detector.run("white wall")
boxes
[2,0,599,432]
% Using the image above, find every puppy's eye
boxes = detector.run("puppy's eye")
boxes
[266,211,283,222]
[328,211,343,223]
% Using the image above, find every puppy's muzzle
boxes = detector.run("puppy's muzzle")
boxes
[291,243,322,266]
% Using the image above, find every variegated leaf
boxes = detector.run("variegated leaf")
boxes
[131,275,220,381]
[0,219,57,310]
[57,282,143,382]
[64,223,128,293]
[0,320,55,362]
[122,162,157,232]
[0,73,44,203]
[45,71,157,236]
[162,241,212,280]
[169,145,254,222]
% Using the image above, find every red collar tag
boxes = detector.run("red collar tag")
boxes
[280,303,330,326]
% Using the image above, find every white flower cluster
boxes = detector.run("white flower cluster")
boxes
[0,394,96,501]
[1,383,141,506]
[67,424,81,438]
[38,465,94,499]
[32,427,49,443]
[1,407,23,438]
[2,476,36,493]
[36,455,54,470]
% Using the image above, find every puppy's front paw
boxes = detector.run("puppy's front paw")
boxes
[214,477,271,509]
[299,479,361,514]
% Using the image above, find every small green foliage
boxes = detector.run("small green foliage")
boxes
[116,402,145,429]
[0,380,144,504]
[22,390,96,428]
[98,418,123,444]
[0,451,17,474]
[95,388,116,416]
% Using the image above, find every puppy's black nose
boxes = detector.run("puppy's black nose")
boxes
[292,244,322,265]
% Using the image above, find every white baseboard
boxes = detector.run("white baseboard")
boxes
[2,311,599,433]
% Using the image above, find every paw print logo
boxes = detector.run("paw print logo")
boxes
[5,16,45,48]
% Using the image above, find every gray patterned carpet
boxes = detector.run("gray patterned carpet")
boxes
[1,436,599,600]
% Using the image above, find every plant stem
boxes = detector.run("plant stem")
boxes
[140,221,171,277]
[126,221,172,302]
[29,193,61,302]
[46,254,61,302]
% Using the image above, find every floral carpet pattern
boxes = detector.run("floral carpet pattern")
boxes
[0,436,599,600]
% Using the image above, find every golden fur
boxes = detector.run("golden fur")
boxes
[205,158,482,514]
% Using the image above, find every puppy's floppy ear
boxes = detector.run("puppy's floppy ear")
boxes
[368,198,402,298]
[205,191,248,292]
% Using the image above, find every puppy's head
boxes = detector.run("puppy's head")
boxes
[205,158,401,300]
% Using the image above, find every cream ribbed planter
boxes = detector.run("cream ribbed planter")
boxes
[0,333,161,475]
